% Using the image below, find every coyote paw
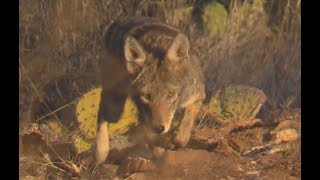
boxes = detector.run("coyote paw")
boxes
[172,130,191,148]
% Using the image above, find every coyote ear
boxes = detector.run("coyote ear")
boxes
[166,34,190,64]
[124,36,146,74]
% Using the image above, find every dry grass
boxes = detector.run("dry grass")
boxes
[19,0,300,121]
[19,2,300,178]
[197,0,301,109]
[19,0,300,134]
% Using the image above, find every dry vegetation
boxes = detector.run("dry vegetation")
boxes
[19,0,301,179]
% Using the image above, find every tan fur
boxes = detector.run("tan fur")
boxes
[95,122,109,165]
[150,99,173,133]
[96,17,205,164]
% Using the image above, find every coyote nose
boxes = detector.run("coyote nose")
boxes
[154,126,165,134]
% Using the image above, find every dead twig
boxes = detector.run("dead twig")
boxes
[241,139,284,157]
[34,98,81,122]
[19,58,63,126]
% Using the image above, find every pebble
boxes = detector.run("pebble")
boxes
[245,171,259,180]
[276,129,299,142]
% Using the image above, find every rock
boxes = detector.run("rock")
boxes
[245,171,259,180]
[250,161,257,165]
[110,135,135,150]
[275,129,299,142]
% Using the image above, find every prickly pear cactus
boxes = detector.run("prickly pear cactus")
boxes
[46,119,64,137]
[204,85,267,122]
[76,87,139,140]
[202,1,228,39]
[72,135,93,154]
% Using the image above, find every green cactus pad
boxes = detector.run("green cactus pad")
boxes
[205,85,267,122]
[202,1,228,39]
[72,135,93,154]
[76,87,138,140]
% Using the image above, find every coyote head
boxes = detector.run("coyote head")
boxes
[124,33,190,134]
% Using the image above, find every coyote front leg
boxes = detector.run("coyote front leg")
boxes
[173,102,202,148]
[96,86,127,164]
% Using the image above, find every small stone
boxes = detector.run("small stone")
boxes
[110,135,135,150]
[275,129,299,142]
[237,166,244,172]
[250,161,257,165]
[245,171,259,180]
[246,171,259,175]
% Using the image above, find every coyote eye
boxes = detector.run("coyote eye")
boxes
[141,93,152,103]
[167,91,176,98]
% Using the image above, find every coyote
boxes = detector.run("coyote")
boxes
[96,17,205,164]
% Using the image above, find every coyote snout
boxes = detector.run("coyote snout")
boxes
[95,17,205,165]
[140,88,178,134]
[150,100,173,134]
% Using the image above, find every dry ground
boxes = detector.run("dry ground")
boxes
[19,0,301,179]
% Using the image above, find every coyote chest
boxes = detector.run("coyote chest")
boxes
[96,17,205,164]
